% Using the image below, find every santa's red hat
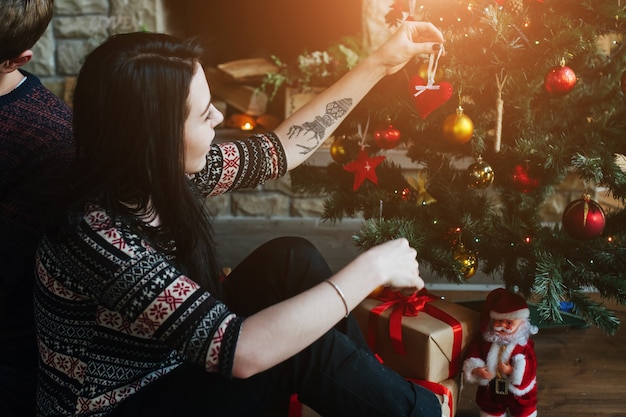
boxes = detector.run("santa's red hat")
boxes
[480,288,530,332]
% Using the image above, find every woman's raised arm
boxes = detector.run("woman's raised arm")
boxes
[273,21,444,170]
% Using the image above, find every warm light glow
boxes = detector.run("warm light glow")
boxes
[226,114,257,131]
[524,236,531,243]
[607,236,614,243]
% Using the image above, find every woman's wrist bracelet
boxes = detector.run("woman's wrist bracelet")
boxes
[324,279,349,318]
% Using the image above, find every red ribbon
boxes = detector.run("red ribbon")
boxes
[367,288,464,379]
[410,379,454,417]
[288,393,302,417]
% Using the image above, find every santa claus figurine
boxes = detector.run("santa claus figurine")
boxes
[463,288,539,417]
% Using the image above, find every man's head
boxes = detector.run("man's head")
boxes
[0,0,53,70]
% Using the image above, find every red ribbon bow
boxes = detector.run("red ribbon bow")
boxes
[410,379,454,417]
[367,288,463,379]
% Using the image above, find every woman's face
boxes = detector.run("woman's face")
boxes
[183,63,224,173]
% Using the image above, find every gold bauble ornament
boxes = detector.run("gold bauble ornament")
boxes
[467,157,495,189]
[442,106,474,144]
[330,135,358,164]
[417,61,444,81]
[454,244,477,279]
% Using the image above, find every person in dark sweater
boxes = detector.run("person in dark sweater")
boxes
[0,1,74,416]
[35,22,444,417]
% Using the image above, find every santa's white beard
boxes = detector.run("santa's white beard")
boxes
[484,320,535,346]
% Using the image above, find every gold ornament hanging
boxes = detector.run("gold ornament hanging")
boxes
[442,106,474,144]
[454,243,477,279]
[330,135,359,164]
[467,157,495,189]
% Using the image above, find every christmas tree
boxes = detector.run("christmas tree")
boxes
[287,0,626,335]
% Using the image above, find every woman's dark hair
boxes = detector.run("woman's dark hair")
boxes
[71,32,222,295]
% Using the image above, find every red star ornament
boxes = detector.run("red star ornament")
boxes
[343,149,386,191]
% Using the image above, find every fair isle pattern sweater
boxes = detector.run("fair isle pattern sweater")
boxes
[34,132,287,416]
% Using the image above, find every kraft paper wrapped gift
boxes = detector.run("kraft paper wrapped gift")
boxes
[411,375,461,417]
[353,289,479,382]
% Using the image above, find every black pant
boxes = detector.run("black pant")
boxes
[110,237,441,417]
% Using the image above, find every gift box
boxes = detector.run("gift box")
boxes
[411,375,461,417]
[353,289,479,382]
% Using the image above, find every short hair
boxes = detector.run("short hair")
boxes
[0,0,54,63]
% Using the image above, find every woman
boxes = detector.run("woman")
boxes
[34,21,445,417]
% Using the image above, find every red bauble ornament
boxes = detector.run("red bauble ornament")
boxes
[374,122,401,149]
[562,194,606,240]
[511,163,540,193]
[409,75,453,119]
[544,62,577,96]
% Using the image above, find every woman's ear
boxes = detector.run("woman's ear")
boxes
[1,50,33,73]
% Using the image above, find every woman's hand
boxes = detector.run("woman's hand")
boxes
[371,21,445,77]
[358,238,424,292]
[276,21,444,170]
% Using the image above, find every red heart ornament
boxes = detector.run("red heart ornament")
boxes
[409,75,453,119]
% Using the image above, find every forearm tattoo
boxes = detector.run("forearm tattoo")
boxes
[286,98,353,154]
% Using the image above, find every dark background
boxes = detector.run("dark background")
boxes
[165,0,362,66]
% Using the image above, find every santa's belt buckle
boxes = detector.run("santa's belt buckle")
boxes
[495,378,508,395]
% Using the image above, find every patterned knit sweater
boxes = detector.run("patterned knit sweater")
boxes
[34,133,288,416]
[0,70,73,384]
